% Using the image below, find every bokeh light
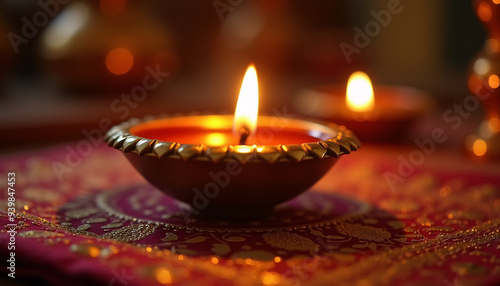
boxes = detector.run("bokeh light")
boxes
[106,47,134,75]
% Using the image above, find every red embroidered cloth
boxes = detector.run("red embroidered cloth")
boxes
[1,143,499,285]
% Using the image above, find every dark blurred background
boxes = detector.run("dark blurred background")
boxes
[0,0,487,151]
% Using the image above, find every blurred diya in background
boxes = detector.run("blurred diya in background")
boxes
[105,65,360,217]
[40,0,178,93]
[294,72,434,141]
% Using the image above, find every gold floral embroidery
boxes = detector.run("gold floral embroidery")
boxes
[18,230,65,238]
[5,147,499,286]
[3,220,29,231]
[65,208,99,219]
[102,224,157,242]
[211,243,231,256]
[336,223,391,242]
[223,235,246,242]
[161,233,179,242]
[426,226,455,232]
[184,236,208,243]
[308,219,500,285]
[262,232,318,252]
[101,222,123,229]
[86,217,107,223]
[77,224,91,231]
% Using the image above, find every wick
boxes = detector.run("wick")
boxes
[239,128,250,145]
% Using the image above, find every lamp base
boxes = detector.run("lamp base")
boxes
[93,184,371,230]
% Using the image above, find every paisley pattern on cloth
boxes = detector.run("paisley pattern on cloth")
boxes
[0,144,499,285]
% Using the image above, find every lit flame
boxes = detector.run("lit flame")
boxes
[346,71,375,113]
[233,64,259,137]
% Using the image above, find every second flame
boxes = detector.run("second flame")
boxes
[346,71,375,113]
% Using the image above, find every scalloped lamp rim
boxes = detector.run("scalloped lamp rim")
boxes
[105,114,361,164]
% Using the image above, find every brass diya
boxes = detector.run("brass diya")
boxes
[105,114,360,215]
